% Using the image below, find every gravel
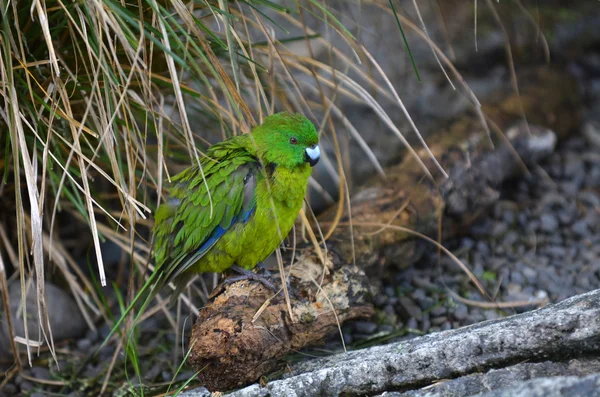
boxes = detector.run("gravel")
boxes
[337,129,599,348]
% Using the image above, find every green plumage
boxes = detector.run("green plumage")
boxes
[111,113,319,330]
[154,111,317,283]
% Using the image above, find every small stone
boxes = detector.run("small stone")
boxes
[406,317,418,330]
[383,304,395,317]
[85,328,99,343]
[3,384,17,395]
[374,294,388,307]
[510,271,525,285]
[378,324,395,334]
[579,191,600,207]
[343,332,353,345]
[492,222,508,237]
[558,209,575,225]
[540,213,559,233]
[507,283,522,295]
[398,297,422,319]
[522,266,537,283]
[572,220,590,237]
[30,393,46,397]
[484,311,501,321]
[417,296,435,311]
[453,304,468,321]
[431,316,447,325]
[421,316,431,332]
[561,181,581,195]
[430,305,446,317]
[564,153,585,177]
[546,246,567,258]
[352,321,377,335]
[462,237,476,250]
[503,231,519,247]
[30,366,51,380]
[98,324,111,340]
[441,321,452,331]
[503,210,516,224]
[76,338,92,351]
[476,241,490,256]
[20,382,34,392]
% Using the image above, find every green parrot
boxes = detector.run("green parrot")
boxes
[152,111,320,293]
[108,112,319,336]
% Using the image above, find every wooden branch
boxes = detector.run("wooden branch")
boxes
[188,251,374,391]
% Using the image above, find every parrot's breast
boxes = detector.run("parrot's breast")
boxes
[191,163,311,273]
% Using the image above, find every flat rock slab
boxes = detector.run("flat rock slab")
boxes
[182,289,600,396]
[380,374,600,397]
[381,359,600,397]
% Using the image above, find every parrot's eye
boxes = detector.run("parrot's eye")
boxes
[290,137,298,145]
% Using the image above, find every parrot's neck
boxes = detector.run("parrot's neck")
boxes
[260,163,311,207]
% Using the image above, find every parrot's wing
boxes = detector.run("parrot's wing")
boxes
[160,160,259,283]
[103,156,258,347]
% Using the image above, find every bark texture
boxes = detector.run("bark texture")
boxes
[188,251,374,391]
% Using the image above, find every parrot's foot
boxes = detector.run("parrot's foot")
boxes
[224,265,277,291]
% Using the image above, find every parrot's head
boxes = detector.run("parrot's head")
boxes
[249,112,320,169]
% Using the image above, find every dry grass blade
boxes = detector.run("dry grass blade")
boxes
[447,289,549,309]
[57,83,107,287]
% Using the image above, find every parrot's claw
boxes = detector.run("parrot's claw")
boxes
[225,265,277,291]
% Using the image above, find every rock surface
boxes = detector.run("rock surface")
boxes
[0,282,87,358]
[193,289,600,396]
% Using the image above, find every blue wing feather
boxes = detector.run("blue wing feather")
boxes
[164,164,258,283]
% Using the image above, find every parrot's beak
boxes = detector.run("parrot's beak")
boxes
[305,144,320,167]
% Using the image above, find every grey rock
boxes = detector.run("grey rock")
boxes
[472,374,600,397]
[540,214,559,233]
[522,267,537,283]
[406,317,418,330]
[19,381,33,392]
[389,359,600,397]
[420,316,431,333]
[2,384,17,395]
[181,386,211,397]
[352,321,378,335]
[453,304,469,321]
[76,338,92,351]
[492,222,508,237]
[430,306,446,318]
[398,297,422,319]
[561,181,581,196]
[0,282,87,356]
[30,366,51,380]
[572,220,590,237]
[215,290,600,397]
